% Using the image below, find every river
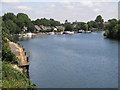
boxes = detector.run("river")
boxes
[18,31,118,88]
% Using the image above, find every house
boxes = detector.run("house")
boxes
[35,25,42,31]
[39,25,52,30]
[55,26,65,31]
[22,26,28,32]
[34,25,42,32]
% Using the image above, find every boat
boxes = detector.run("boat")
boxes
[78,30,92,33]
[78,30,85,33]
[49,32,55,35]
[19,33,33,37]
[85,31,92,33]
[63,31,74,34]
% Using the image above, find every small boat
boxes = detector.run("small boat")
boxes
[26,33,33,37]
[49,32,55,35]
[85,31,92,33]
[56,32,63,35]
[78,30,85,33]
[63,31,74,34]
[19,33,33,37]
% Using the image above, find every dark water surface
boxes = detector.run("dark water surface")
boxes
[18,32,118,88]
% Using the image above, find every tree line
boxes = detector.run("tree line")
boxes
[2,12,120,40]
[104,19,120,39]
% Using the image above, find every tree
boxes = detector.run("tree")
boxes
[27,23,35,32]
[83,24,88,31]
[77,22,88,31]
[16,13,31,28]
[5,20,20,34]
[87,21,98,30]
[95,15,104,22]
[104,19,119,39]
[95,15,104,29]
[64,23,73,31]
[2,13,17,23]
[33,18,61,26]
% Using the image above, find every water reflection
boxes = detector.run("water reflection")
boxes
[18,35,49,41]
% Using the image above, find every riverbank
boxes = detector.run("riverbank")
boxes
[35,31,89,35]
[9,41,29,66]
[2,40,36,88]
[2,61,36,88]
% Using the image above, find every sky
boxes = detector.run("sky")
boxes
[0,0,119,23]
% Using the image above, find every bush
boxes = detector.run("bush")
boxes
[2,62,36,88]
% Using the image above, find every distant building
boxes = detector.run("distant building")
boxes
[34,25,42,32]
[34,25,65,32]
[55,26,65,31]
[22,26,28,32]
[39,25,52,30]
[35,25,41,30]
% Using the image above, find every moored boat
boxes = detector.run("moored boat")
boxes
[63,31,74,34]
[49,32,55,35]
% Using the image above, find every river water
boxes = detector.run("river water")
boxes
[18,31,118,88]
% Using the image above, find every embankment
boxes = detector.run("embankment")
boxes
[2,41,36,88]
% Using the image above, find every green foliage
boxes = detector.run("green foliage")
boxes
[2,12,35,34]
[72,22,89,31]
[64,23,73,31]
[16,13,31,28]
[2,62,36,88]
[95,15,104,29]
[2,42,18,64]
[95,15,104,22]
[40,29,53,32]
[87,21,98,30]
[27,23,35,32]
[33,18,61,26]
[104,19,120,39]
[78,22,88,31]
[2,13,17,23]
[5,20,20,34]
[2,13,36,88]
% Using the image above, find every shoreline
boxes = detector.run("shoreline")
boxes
[8,41,35,86]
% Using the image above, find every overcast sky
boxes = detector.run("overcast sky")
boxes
[1,0,119,23]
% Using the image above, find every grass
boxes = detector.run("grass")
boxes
[2,61,36,88]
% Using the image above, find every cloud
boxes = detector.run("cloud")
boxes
[2,2,118,23]
[80,1,93,7]
[100,0,119,2]
[2,0,20,4]
[59,1,74,9]
[16,6,32,11]
[93,8,100,13]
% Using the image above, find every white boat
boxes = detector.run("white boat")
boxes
[63,31,74,34]
[59,32,63,35]
[26,33,33,37]
[19,33,33,37]
[49,32,55,35]
[78,30,85,33]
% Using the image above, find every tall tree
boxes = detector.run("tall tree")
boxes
[2,13,17,23]
[16,13,31,28]
[104,19,119,39]
[5,20,20,34]
[87,20,98,30]
[64,23,73,31]
[95,15,104,22]
[95,15,104,29]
